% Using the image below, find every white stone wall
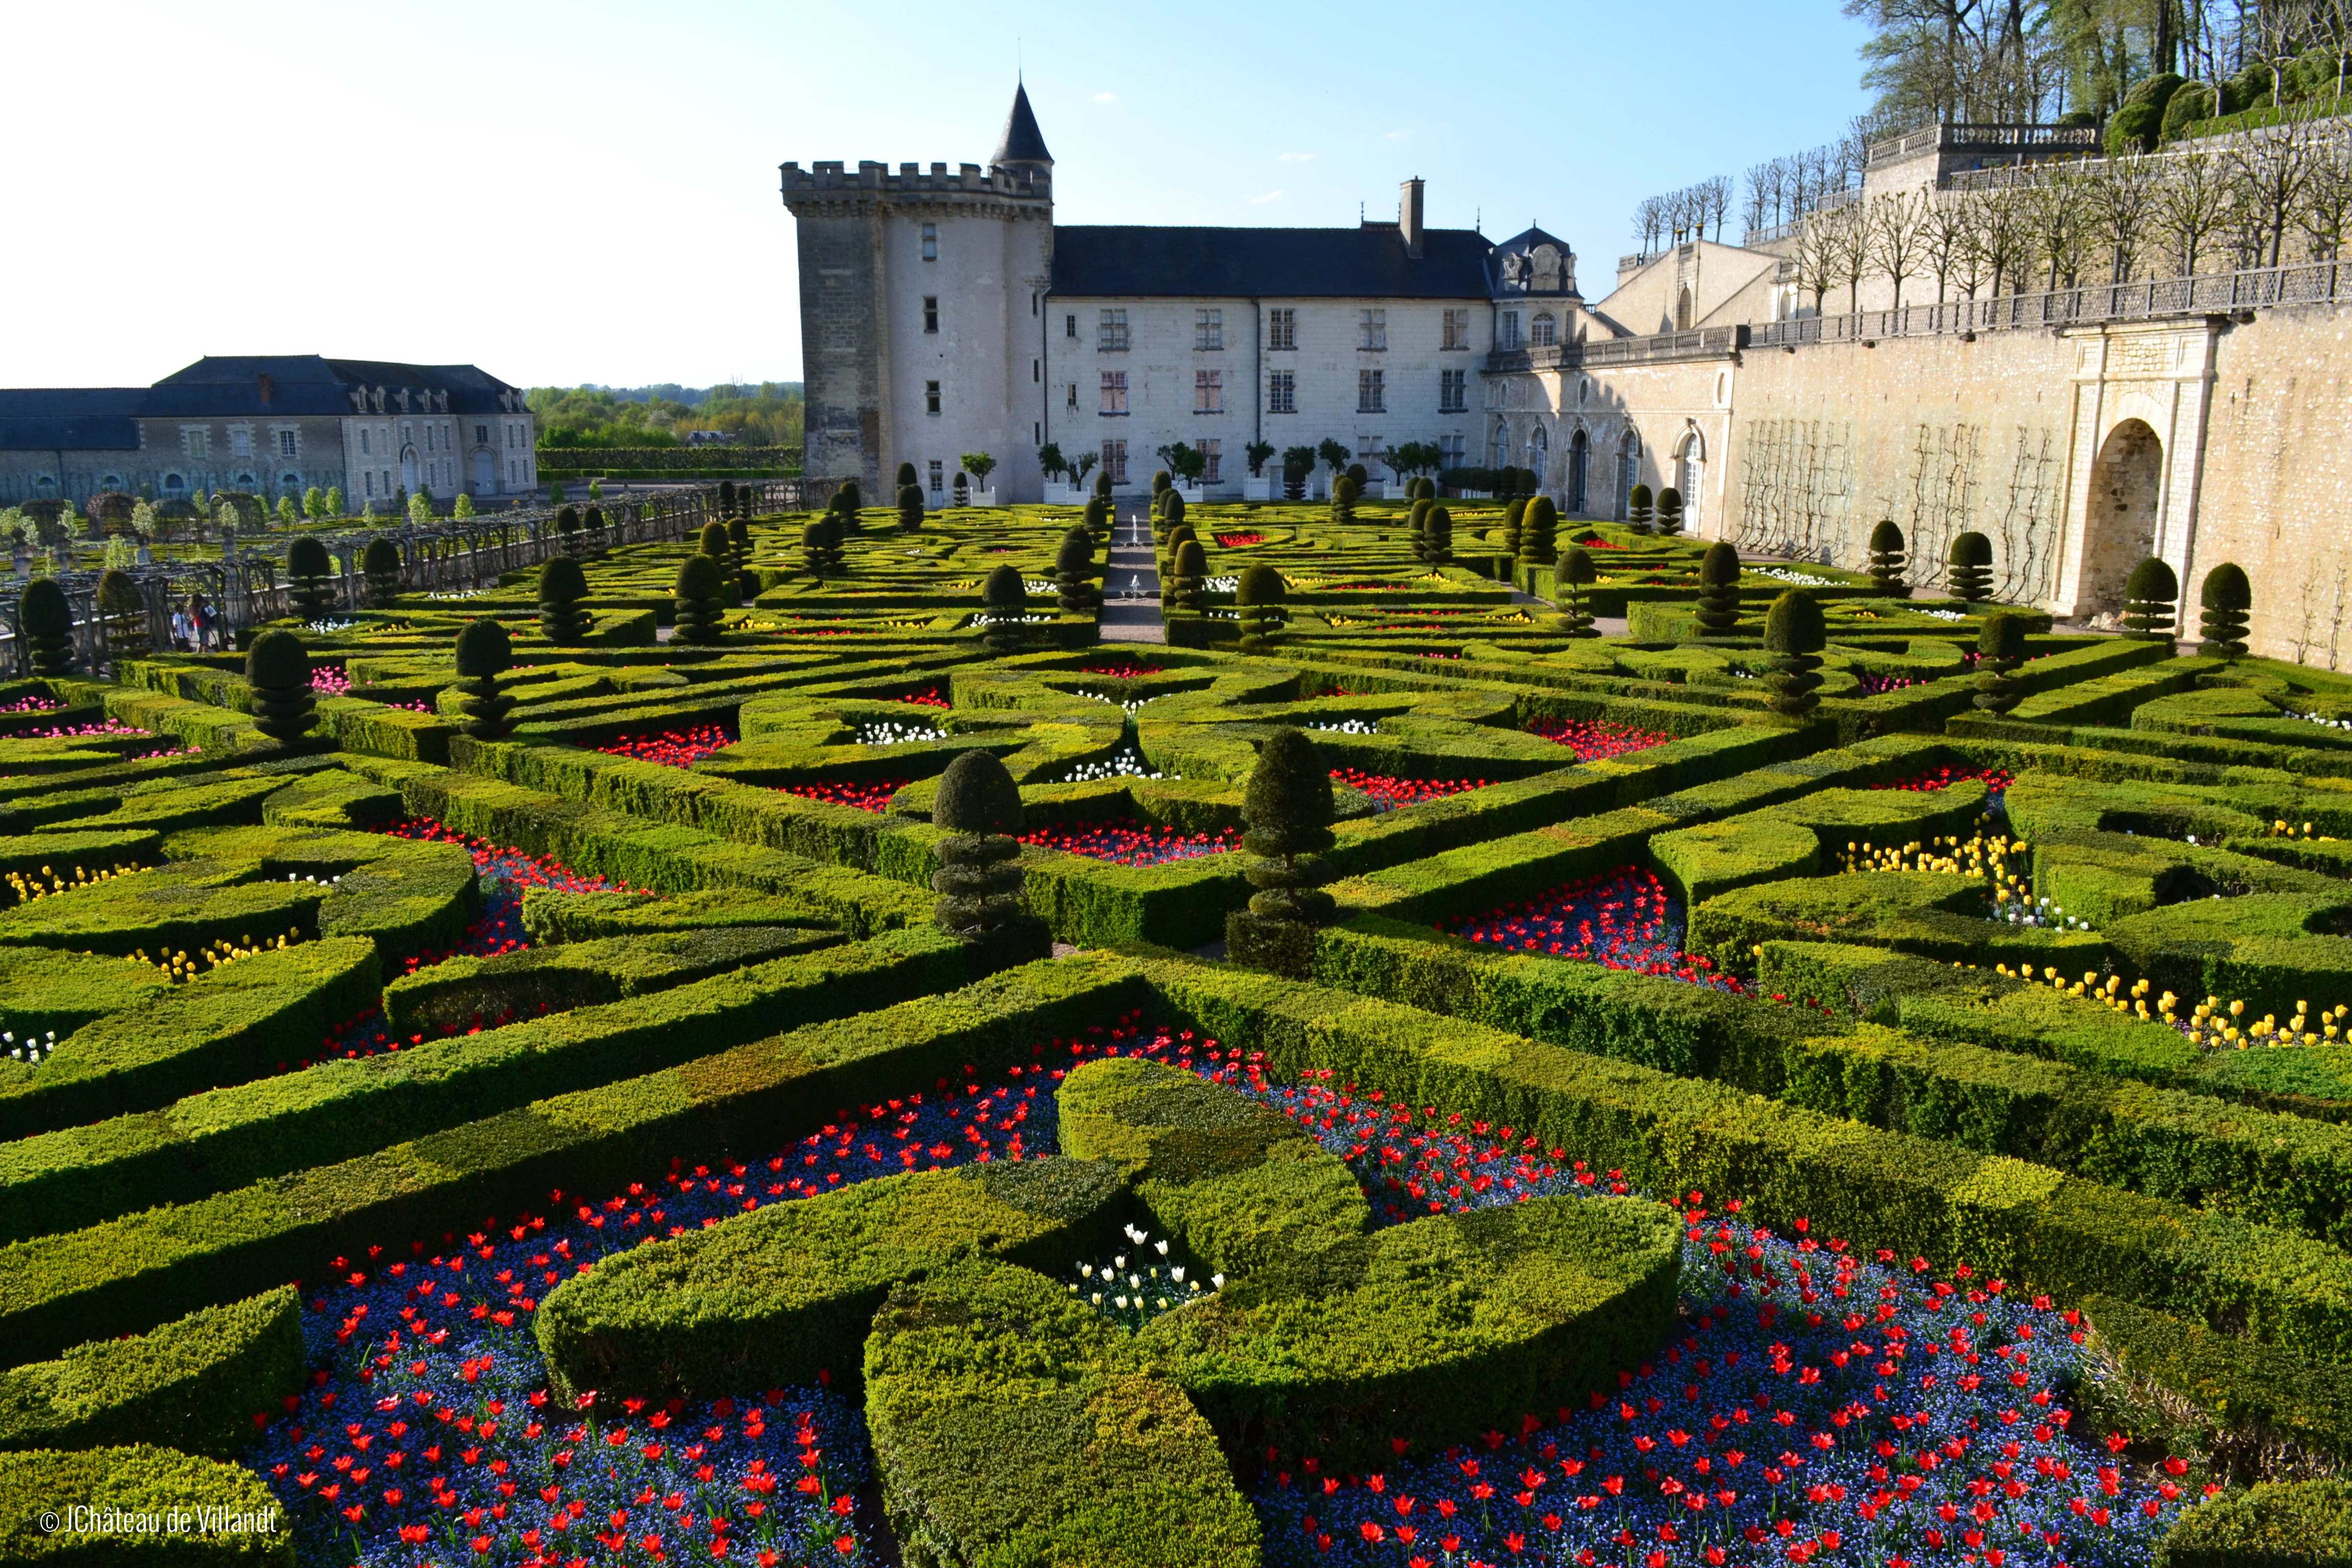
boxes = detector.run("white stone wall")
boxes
[881,203,1051,502]
[1041,295,1489,497]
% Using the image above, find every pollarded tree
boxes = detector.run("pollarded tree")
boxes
[1236,564,1286,654]
[1224,726,1337,978]
[981,565,1031,655]
[929,749,1049,975]
[287,535,336,622]
[362,538,403,609]
[1169,539,1209,614]
[2199,562,2251,658]
[898,484,925,534]
[1553,546,1598,638]
[95,569,149,666]
[1627,483,1655,535]
[674,553,727,646]
[1408,497,1435,562]
[245,629,314,744]
[2123,556,2179,641]
[1867,521,1908,595]
[1696,542,1743,637]
[451,618,516,741]
[1762,590,1826,719]
[1425,504,1453,567]
[540,554,592,644]
[21,579,73,678]
[1973,610,2026,714]
[1655,487,1685,537]
[1947,531,1993,603]
[1520,495,1558,566]
[1054,526,1097,615]
[1501,497,1526,557]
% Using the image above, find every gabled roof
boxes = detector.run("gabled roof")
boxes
[993,83,1051,167]
[1050,224,1493,300]
[0,389,145,452]
[148,356,519,415]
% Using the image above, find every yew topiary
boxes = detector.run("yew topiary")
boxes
[1235,565,1286,654]
[362,537,403,608]
[1867,520,1908,595]
[1520,495,1558,566]
[802,521,831,580]
[930,750,1048,974]
[1695,542,1743,637]
[1054,527,1096,614]
[451,619,516,741]
[1627,483,1655,535]
[244,629,314,743]
[1226,727,1336,978]
[1501,498,1526,557]
[1094,470,1113,500]
[1553,546,1598,638]
[1408,498,1435,562]
[834,479,862,511]
[896,462,918,489]
[95,569,149,665]
[286,535,336,621]
[897,484,925,534]
[697,520,730,561]
[1330,476,1359,525]
[21,579,73,678]
[1947,531,1994,603]
[1762,591,1826,718]
[1655,486,1685,536]
[981,565,1031,655]
[1082,495,1111,545]
[2123,556,2179,640]
[2199,562,2251,657]
[1424,504,1453,567]
[1169,540,1209,614]
[1973,611,2027,713]
[673,553,726,646]
[540,554,592,643]
[555,506,581,555]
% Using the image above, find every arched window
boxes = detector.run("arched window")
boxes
[1526,424,1549,483]
[1615,431,1641,522]
[1671,429,1706,530]
[1674,287,1695,331]
[1530,312,1557,348]
[163,473,186,494]
[1491,420,1511,472]
[1568,429,1589,513]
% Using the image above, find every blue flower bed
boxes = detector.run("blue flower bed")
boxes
[243,1016,2195,1566]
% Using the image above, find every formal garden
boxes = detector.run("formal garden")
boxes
[4,470,2352,1567]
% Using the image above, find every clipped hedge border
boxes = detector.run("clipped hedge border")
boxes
[0,1445,291,1563]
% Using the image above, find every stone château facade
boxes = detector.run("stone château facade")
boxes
[0,356,537,509]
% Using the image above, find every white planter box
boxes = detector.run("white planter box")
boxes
[1054,485,1092,505]
[1175,481,1204,503]
[1241,477,1273,502]
[951,488,1000,507]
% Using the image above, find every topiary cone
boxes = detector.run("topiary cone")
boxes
[1695,542,1743,637]
[245,628,315,743]
[95,568,150,664]
[1762,591,1826,718]
[897,484,925,534]
[1169,540,1209,614]
[1425,504,1453,567]
[981,564,1031,655]
[1628,483,1655,535]
[2199,562,2251,657]
[673,553,726,646]
[286,534,336,621]
[1235,564,1286,654]
[1867,520,1908,596]
[538,554,592,643]
[1501,497,1526,558]
[1655,487,1685,537]
[1947,531,1994,603]
[2123,556,2180,641]
[929,750,1048,975]
[452,618,516,741]
[362,537,403,609]
[1408,497,1434,562]
[1973,610,2027,713]
[1552,546,1598,638]
[1228,726,1337,976]
[20,579,74,678]
[1055,527,1097,615]
[1520,495,1558,566]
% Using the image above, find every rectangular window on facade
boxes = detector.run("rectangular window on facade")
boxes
[1500,312,1522,350]
[279,430,297,457]
[1102,439,1128,483]
[1099,371,1128,414]
[925,381,941,415]
[1032,358,1040,382]
[231,428,251,457]
[1066,313,1077,339]
[1359,309,1387,351]
[1067,383,1079,411]
[1097,309,1129,351]
[1267,370,1295,413]
[1194,369,1222,413]
[365,471,375,497]
[920,223,938,260]
[1439,434,1465,467]
[1440,369,1467,413]
[1357,369,1385,413]
[1194,309,1222,351]
[1266,308,1296,350]
[923,297,939,333]
[476,424,488,444]
[1199,437,1221,483]
[184,428,210,458]
[1442,308,1471,350]
[928,460,944,494]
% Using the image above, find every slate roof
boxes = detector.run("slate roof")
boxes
[993,84,1051,167]
[1050,224,1494,300]
[0,389,145,452]
[0,357,522,451]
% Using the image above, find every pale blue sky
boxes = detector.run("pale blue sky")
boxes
[0,1,1872,390]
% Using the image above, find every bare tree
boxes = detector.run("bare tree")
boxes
[1974,187,2028,297]
[2084,151,2162,283]
[1919,191,1976,304]
[1825,202,1872,311]
[1867,188,1930,309]
[2224,114,2316,268]
[2022,168,2089,290]
[1794,212,1840,313]
[2154,143,2233,276]
[1743,165,1772,237]
[2299,127,2352,263]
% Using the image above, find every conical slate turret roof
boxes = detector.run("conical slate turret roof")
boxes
[993,83,1052,168]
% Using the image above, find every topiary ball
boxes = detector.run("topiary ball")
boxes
[698,521,729,558]
[1243,726,1335,857]
[2123,556,2180,639]
[983,564,1026,611]
[1236,565,1284,605]
[1174,540,1207,577]
[362,537,401,577]
[1561,546,1596,587]
[455,618,512,679]
[20,578,70,640]
[1764,590,1826,654]
[2200,561,2251,657]
[1055,527,1093,577]
[934,749,1022,837]
[677,552,724,600]
[540,554,586,604]
[287,536,331,579]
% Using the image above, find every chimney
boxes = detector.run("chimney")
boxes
[1400,178,1426,259]
[256,372,273,406]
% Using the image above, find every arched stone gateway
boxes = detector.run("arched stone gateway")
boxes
[2078,418,2163,618]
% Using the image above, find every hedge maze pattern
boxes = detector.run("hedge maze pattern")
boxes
[8,489,2352,1566]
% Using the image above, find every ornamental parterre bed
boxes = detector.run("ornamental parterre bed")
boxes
[7,496,2352,1566]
